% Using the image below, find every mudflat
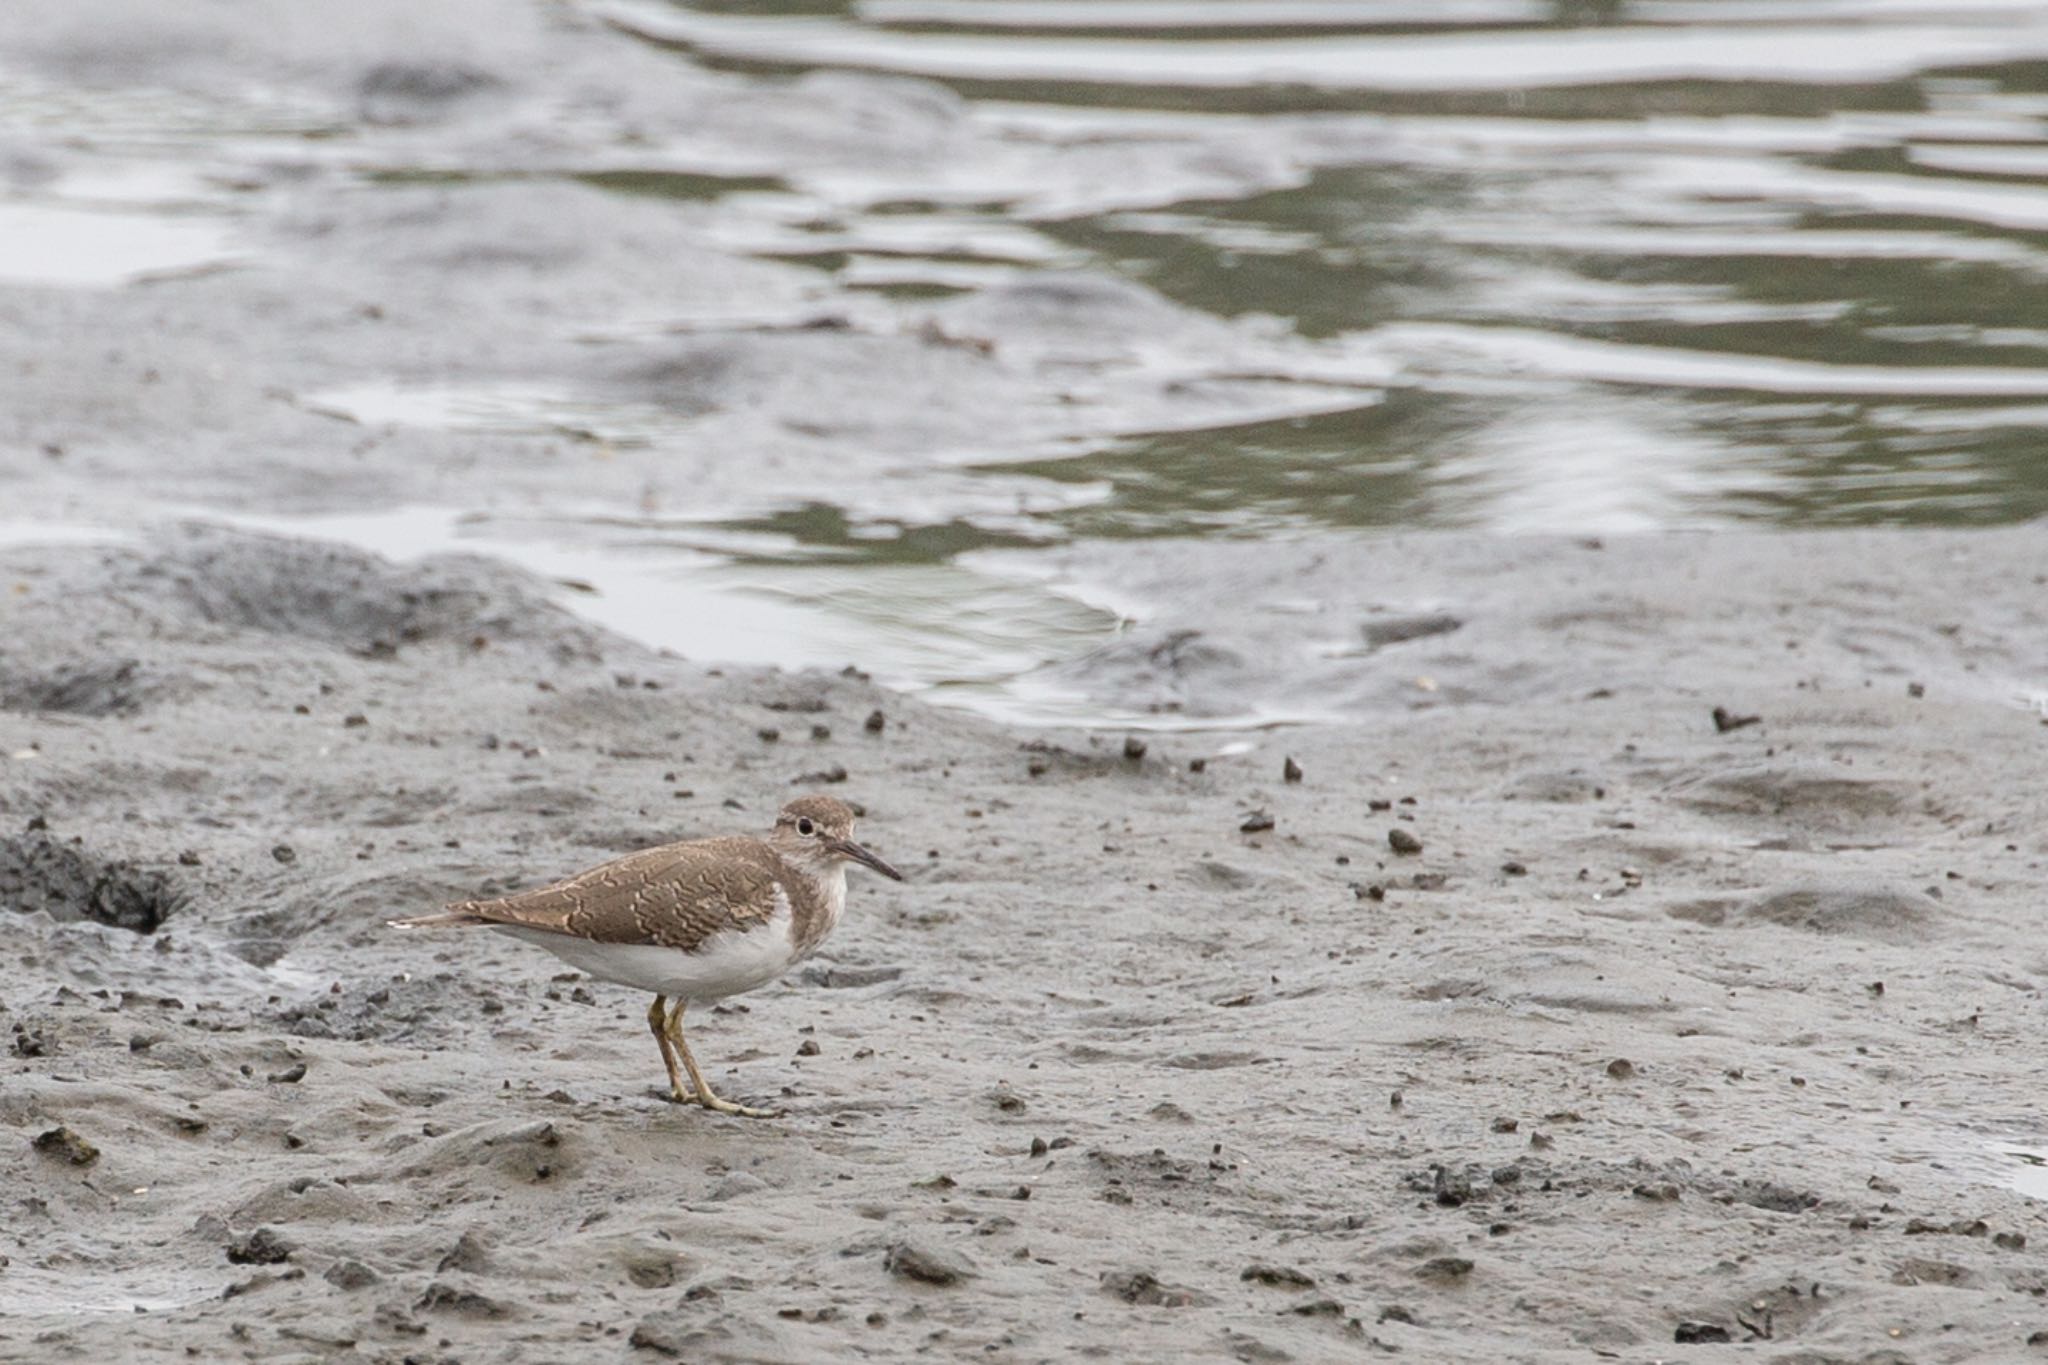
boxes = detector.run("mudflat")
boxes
[4,1,2048,1358]
[4,523,2046,1362]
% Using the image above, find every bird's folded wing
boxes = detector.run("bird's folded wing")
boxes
[452,837,787,951]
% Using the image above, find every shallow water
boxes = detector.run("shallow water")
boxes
[207,505,1133,726]
[1987,1142,2048,1202]
[6,0,2047,721]
[588,0,2048,536]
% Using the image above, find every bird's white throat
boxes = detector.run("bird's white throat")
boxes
[799,860,848,945]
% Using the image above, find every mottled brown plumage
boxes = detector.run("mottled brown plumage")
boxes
[447,838,808,951]
[390,794,903,1117]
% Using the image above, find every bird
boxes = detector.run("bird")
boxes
[389,794,903,1117]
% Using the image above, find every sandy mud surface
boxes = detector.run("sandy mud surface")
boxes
[3,523,2047,1363]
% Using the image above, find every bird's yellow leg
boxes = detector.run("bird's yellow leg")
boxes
[646,995,695,1103]
[665,999,778,1118]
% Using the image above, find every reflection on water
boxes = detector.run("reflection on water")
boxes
[11,0,2047,533]
[609,2,2048,96]
[998,400,1441,535]
[1990,1143,2048,1202]
[0,201,239,287]
[208,506,1130,727]
[595,0,2048,534]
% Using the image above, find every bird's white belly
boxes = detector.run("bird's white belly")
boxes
[496,912,798,1002]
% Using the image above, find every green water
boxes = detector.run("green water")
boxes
[599,0,2048,544]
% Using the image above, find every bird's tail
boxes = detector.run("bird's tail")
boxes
[386,907,489,930]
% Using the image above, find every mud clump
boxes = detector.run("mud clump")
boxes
[0,835,181,933]
[225,1227,295,1266]
[31,1126,99,1166]
[1362,612,1462,649]
[1100,1269,1210,1306]
[884,1239,974,1286]
[0,658,157,716]
[126,526,599,662]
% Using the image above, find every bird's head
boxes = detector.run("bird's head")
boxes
[770,795,904,880]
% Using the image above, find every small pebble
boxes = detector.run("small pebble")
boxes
[1388,828,1423,855]
[31,1126,98,1166]
[324,1260,379,1291]
[225,1227,294,1266]
[884,1240,974,1286]
[1415,1256,1472,1284]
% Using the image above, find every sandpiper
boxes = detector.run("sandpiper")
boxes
[389,794,902,1117]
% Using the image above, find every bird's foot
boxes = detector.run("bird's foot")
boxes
[696,1091,780,1119]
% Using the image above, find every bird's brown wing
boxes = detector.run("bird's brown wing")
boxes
[450,836,790,951]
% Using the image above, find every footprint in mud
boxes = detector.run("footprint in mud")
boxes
[1739,881,1938,944]
[392,1117,579,1186]
[1498,767,1610,804]
[1671,765,1922,836]
[1667,883,1937,944]
[1048,627,1247,717]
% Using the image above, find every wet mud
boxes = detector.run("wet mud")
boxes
[3,524,2046,1362]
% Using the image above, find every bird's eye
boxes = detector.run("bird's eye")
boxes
[796,817,816,836]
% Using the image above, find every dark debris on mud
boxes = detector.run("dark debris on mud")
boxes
[0,833,183,933]
[0,657,160,717]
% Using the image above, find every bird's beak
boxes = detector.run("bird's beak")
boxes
[829,837,904,881]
